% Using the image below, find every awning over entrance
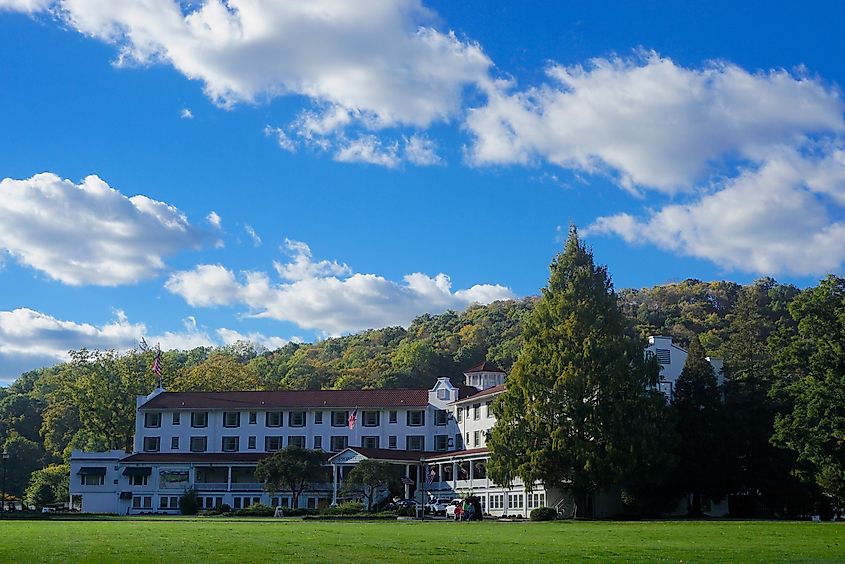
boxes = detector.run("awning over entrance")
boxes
[77,466,106,476]
[122,467,152,477]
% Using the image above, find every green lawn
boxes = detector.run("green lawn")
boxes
[0,518,842,563]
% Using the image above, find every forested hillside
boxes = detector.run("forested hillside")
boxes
[0,275,821,509]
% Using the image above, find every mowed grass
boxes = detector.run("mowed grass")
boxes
[0,518,843,563]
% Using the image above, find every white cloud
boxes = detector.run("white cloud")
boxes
[165,240,515,335]
[0,0,50,13]
[404,134,442,165]
[206,210,222,228]
[0,173,216,285]
[216,327,288,350]
[586,147,845,275]
[244,224,261,247]
[274,239,350,281]
[23,0,490,131]
[334,135,400,168]
[0,307,290,381]
[180,107,194,119]
[263,125,297,152]
[466,53,844,193]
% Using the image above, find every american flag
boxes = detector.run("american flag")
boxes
[347,409,357,430]
[152,346,162,385]
[425,468,436,485]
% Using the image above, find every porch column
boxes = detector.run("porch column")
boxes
[469,459,474,487]
[331,464,338,507]
[452,461,458,489]
[227,466,232,492]
[404,465,411,499]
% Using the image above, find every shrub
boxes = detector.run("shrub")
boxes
[396,506,416,517]
[234,503,275,517]
[179,489,199,516]
[321,501,364,516]
[530,507,557,521]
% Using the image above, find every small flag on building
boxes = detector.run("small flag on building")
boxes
[348,408,357,430]
[425,468,436,484]
[401,476,415,486]
[152,345,163,387]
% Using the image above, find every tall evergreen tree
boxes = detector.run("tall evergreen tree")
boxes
[672,334,729,515]
[722,281,808,515]
[487,226,666,516]
[771,275,845,508]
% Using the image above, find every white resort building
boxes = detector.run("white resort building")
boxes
[70,337,723,517]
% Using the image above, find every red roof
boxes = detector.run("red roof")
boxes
[453,384,506,404]
[141,389,430,410]
[329,447,440,463]
[122,453,272,463]
[464,361,505,374]
[424,448,489,461]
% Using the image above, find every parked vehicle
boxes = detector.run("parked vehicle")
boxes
[445,499,463,519]
[387,499,420,511]
[425,498,449,515]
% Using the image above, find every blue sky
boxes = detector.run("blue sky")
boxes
[1,0,844,383]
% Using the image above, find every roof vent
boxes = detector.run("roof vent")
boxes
[656,348,671,364]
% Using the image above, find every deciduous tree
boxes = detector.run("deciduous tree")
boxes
[255,446,325,509]
[341,459,398,511]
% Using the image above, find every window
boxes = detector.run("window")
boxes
[437,388,450,400]
[171,437,179,450]
[143,436,160,452]
[249,411,257,425]
[133,496,152,509]
[313,436,322,450]
[362,436,379,449]
[362,411,379,427]
[289,411,305,427]
[130,474,148,487]
[388,436,397,449]
[389,410,397,424]
[486,401,492,418]
[144,412,161,428]
[81,473,104,486]
[489,494,504,510]
[527,492,545,510]
[330,436,348,451]
[434,435,449,451]
[455,434,463,450]
[190,436,207,453]
[222,436,239,452]
[172,412,180,425]
[656,348,671,365]
[466,432,470,447]
[473,430,480,447]
[456,407,463,422]
[288,436,305,448]
[265,436,283,451]
[434,410,448,426]
[223,412,240,428]
[508,493,524,510]
[407,410,425,426]
[473,404,480,420]
[248,436,256,450]
[406,435,424,451]
[331,411,349,427]
[473,461,486,479]
[266,412,282,427]
[191,412,208,428]
[159,496,179,509]
[314,411,323,424]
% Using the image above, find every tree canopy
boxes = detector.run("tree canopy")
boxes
[254,446,326,508]
[487,227,666,515]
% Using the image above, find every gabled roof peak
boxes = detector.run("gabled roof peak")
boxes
[464,361,505,374]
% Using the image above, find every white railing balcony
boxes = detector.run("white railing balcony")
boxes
[194,483,228,491]
[230,483,263,491]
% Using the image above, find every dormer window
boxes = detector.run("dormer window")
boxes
[437,388,450,401]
